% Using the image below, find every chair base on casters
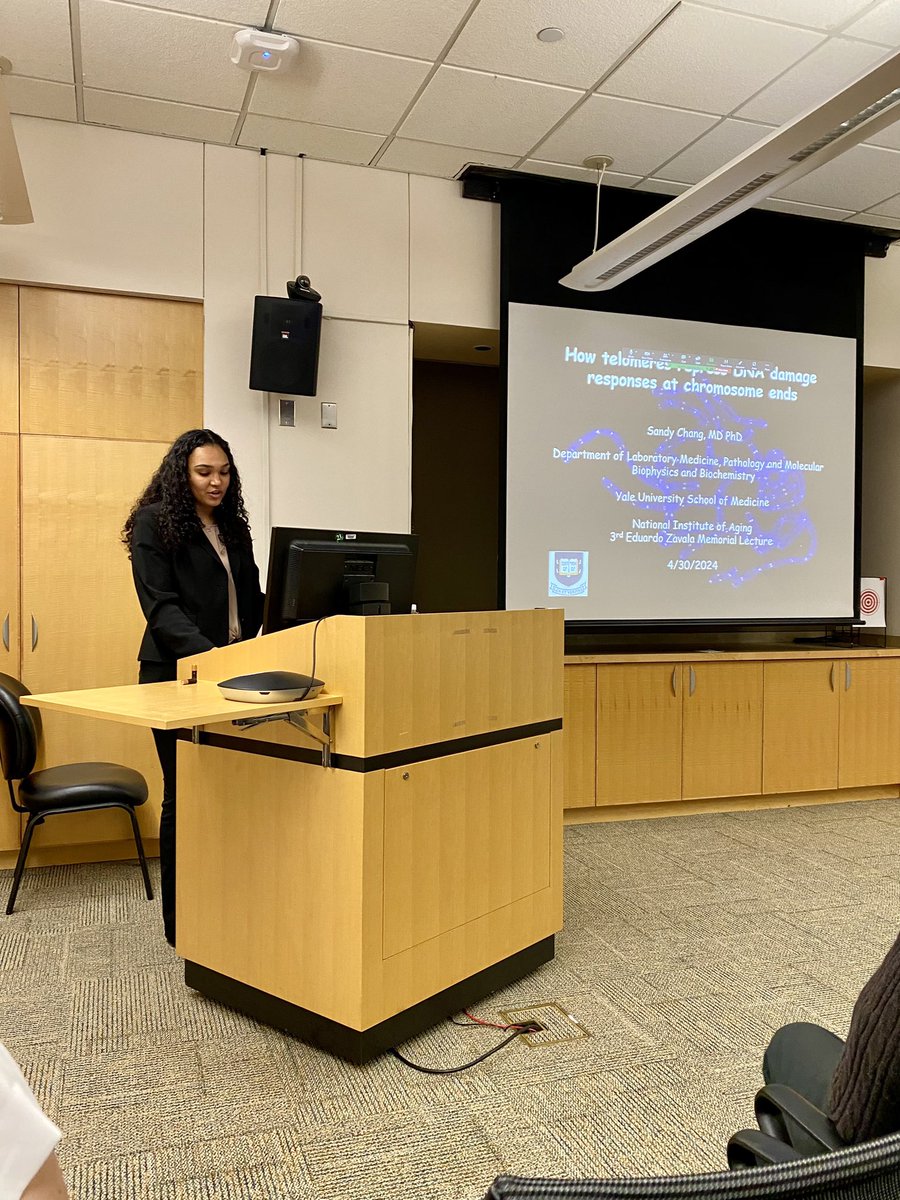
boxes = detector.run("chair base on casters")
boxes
[6,801,154,915]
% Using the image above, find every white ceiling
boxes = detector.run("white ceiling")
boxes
[3,0,900,228]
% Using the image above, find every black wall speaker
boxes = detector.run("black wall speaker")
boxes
[249,295,323,396]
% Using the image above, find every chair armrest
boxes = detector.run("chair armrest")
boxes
[727,1129,805,1169]
[755,1083,845,1154]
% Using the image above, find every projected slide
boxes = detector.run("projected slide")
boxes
[506,303,857,622]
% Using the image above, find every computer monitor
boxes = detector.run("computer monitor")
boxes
[263,528,419,634]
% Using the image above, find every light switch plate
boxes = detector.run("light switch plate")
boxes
[321,402,337,429]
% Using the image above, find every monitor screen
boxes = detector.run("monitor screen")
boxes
[263,528,419,633]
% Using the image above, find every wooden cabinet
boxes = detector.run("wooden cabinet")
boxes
[682,662,763,800]
[0,286,17,435]
[566,651,900,815]
[563,665,596,808]
[0,435,20,683]
[2,284,203,861]
[20,436,169,847]
[763,660,840,792]
[597,663,681,805]
[838,658,900,787]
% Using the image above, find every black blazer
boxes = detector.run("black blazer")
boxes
[131,502,264,664]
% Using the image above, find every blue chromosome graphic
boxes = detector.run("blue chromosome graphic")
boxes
[564,373,816,587]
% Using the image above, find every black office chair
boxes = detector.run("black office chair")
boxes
[728,1083,847,1168]
[485,1128,900,1198]
[0,672,153,914]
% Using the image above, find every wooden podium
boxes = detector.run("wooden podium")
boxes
[25,609,564,1062]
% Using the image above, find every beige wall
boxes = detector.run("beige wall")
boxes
[864,246,900,371]
[1,117,498,578]
[862,373,900,634]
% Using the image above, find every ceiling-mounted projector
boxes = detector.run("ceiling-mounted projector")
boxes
[231,28,300,73]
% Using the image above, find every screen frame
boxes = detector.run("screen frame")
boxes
[493,169,866,635]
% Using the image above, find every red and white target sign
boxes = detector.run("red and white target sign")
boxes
[859,577,886,627]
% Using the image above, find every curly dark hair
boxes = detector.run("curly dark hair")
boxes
[122,428,253,557]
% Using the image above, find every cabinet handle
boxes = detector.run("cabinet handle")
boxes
[31,615,38,652]
[845,662,851,691]
[1,613,7,652]
[689,666,696,696]
[830,663,835,691]
[671,666,678,696]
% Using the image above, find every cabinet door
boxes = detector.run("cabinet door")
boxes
[0,435,19,682]
[563,665,596,808]
[597,663,682,805]
[19,287,202,441]
[0,285,17,434]
[20,435,168,847]
[763,660,839,792]
[839,659,900,787]
[682,662,763,800]
[0,434,20,852]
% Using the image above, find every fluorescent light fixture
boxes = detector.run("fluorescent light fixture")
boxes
[0,68,33,226]
[560,46,900,292]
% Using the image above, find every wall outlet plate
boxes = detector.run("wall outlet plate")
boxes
[279,397,295,427]
[321,402,337,429]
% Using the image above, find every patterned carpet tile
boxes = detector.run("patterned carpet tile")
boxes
[1,799,899,1198]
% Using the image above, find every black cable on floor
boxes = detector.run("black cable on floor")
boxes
[389,1020,544,1075]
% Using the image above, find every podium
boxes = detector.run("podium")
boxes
[25,608,564,1062]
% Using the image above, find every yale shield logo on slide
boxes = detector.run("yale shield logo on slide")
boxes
[549,551,589,597]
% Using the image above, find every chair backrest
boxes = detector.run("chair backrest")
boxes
[485,1129,900,1199]
[0,673,39,783]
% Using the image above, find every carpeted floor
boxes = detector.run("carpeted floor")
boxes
[3,798,899,1198]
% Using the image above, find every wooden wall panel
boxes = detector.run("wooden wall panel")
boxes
[19,287,203,442]
[21,435,168,844]
[0,285,18,434]
[0,435,19,683]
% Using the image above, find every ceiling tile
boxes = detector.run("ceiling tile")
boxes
[654,118,775,183]
[843,0,900,46]
[519,159,641,185]
[79,0,248,109]
[273,0,473,59]
[758,197,855,218]
[536,94,718,177]
[251,43,430,135]
[399,65,580,155]
[863,122,900,152]
[109,0,270,19]
[689,0,874,31]
[737,36,890,124]
[84,90,238,143]
[775,142,900,209]
[0,0,73,83]
[845,211,900,229]
[377,138,519,178]
[636,178,692,195]
[598,3,824,114]
[4,76,76,121]
[445,0,677,89]
[239,114,385,164]
[860,191,900,218]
